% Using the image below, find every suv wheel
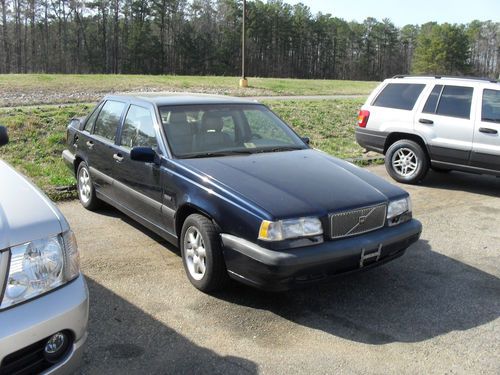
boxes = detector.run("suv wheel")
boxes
[77,162,101,210]
[385,139,429,184]
[181,214,228,292]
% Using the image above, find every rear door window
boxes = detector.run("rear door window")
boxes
[372,83,425,110]
[83,102,103,132]
[435,86,473,119]
[422,85,443,114]
[481,89,500,123]
[93,100,126,141]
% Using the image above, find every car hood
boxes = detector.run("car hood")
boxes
[178,149,407,219]
[0,160,67,250]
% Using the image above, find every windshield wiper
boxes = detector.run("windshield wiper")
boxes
[178,150,254,159]
[255,146,305,153]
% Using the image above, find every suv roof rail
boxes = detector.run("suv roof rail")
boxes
[391,74,498,84]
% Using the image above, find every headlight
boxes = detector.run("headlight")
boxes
[258,217,323,241]
[387,197,412,226]
[1,230,80,309]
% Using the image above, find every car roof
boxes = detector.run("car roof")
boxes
[386,75,500,88]
[102,93,261,107]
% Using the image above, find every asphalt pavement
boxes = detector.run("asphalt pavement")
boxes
[58,165,500,374]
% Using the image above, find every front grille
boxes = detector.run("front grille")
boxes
[329,204,386,239]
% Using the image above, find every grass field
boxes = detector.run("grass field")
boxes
[0,98,366,200]
[0,74,377,107]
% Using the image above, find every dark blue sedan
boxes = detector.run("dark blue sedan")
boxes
[63,95,422,292]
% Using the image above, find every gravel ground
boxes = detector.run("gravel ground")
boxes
[0,87,275,107]
[58,165,500,375]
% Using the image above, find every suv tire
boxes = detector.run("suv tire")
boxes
[76,161,101,210]
[181,214,228,292]
[385,139,429,184]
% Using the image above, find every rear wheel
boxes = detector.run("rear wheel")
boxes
[385,139,429,184]
[76,162,101,210]
[180,214,228,292]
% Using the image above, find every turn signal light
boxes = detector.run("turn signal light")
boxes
[357,110,370,128]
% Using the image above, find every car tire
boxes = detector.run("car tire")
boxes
[181,214,228,292]
[385,139,429,184]
[76,162,101,210]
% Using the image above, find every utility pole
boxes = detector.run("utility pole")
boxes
[239,0,248,87]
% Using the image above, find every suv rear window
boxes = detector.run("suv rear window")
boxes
[372,83,425,110]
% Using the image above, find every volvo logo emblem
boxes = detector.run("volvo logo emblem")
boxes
[358,215,367,225]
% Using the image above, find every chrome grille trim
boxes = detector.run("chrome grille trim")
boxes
[329,204,387,239]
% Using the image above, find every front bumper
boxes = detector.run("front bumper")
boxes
[222,219,422,291]
[0,274,89,374]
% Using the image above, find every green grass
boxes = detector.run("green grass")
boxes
[0,74,377,103]
[0,99,365,200]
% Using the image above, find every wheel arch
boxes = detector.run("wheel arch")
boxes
[175,203,221,241]
[384,132,430,160]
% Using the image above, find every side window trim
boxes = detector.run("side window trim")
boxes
[433,85,445,114]
[116,103,132,148]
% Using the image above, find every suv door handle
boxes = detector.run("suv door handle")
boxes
[86,140,94,149]
[479,127,498,135]
[419,118,434,125]
[113,153,124,162]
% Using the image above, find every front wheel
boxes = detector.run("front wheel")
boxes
[180,214,228,292]
[385,139,429,184]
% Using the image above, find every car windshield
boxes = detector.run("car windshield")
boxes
[159,104,307,158]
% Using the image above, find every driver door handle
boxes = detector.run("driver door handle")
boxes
[479,127,498,134]
[113,153,124,162]
[419,118,434,125]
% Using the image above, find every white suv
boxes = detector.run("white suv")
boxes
[355,76,500,183]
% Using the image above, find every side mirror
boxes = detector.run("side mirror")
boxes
[301,136,310,145]
[0,126,9,147]
[130,147,156,163]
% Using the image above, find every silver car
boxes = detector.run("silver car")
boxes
[0,126,89,374]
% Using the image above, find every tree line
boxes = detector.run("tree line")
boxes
[0,0,498,80]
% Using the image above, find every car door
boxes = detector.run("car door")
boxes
[470,88,500,172]
[86,100,127,200]
[113,104,164,225]
[415,84,476,165]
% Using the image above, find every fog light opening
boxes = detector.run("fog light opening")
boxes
[44,331,70,364]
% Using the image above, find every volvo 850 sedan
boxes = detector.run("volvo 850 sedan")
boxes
[0,126,88,374]
[63,95,422,292]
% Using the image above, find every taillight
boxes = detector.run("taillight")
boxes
[357,110,370,128]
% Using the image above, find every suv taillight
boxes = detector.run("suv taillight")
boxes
[357,110,370,128]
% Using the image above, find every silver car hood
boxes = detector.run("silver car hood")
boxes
[0,160,68,250]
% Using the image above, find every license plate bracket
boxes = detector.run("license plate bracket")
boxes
[359,244,382,268]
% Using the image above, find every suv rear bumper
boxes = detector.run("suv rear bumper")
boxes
[355,128,388,154]
[0,274,89,374]
[221,219,422,292]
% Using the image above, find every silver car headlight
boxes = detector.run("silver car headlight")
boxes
[258,217,323,241]
[387,197,412,226]
[1,230,80,309]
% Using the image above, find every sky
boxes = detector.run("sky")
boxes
[283,0,500,26]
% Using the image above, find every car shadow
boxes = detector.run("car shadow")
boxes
[212,239,500,345]
[421,170,500,197]
[89,206,500,346]
[80,276,258,375]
